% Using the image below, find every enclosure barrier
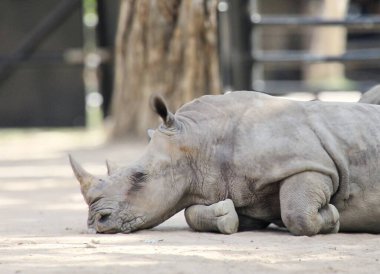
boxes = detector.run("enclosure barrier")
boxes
[218,0,380,94]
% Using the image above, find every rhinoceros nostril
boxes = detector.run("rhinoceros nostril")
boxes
[97,212,111,223]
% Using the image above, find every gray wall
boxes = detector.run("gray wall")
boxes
[0,0,85,127]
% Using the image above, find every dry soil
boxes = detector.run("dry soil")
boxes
[0,129,379,274]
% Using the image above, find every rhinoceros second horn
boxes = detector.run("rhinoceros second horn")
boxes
[106,159,120,175]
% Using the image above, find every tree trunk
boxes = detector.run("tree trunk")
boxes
[110,0,220,138]
[303,0,349,88]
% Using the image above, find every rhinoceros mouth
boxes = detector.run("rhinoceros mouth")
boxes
[91,216,146,234]
[120,216,146,233]
[88,212,146,234]
[97,228,120,234]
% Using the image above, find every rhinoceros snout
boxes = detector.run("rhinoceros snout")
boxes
[94,212,120,234]
[97,212,111,224]
[91,208,147,234]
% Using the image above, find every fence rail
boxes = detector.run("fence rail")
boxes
[251,16,380,28]
[253,50,380,64]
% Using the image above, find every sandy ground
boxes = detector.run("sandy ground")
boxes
[1,129,380,274]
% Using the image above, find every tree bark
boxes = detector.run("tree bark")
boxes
[303,0,349,88]
[110,0,220,138]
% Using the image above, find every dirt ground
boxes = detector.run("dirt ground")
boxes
[1,129,380,274]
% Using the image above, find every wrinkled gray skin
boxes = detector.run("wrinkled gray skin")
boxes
[359,85,380,105]
[70,91,380,236]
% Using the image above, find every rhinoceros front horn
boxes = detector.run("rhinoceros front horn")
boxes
[69,155,98,199]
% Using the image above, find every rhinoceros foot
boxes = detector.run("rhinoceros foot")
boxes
[319,204,340,234]
[185,199,239,234]
[213,199,239,234]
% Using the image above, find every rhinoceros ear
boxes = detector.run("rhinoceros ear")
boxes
[106,159,120,175]
[150,94,176,128]
[69,155,98,201]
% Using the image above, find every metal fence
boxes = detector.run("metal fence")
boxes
[218,0,380,94]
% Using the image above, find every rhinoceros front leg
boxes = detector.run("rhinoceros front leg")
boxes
[280,171,340,236]
[184,199,239,234]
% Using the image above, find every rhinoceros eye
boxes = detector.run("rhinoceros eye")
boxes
[129,171,149,192]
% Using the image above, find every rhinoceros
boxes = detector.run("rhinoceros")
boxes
[359,85,380,105]
[70,91,380,236]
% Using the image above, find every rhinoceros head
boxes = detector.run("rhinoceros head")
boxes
[70,95,196,233]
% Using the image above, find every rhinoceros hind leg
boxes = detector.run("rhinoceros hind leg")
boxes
[185,199,239,234]
[280,171,340,236]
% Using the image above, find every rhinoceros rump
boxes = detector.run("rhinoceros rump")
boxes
[70,91,380,236]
